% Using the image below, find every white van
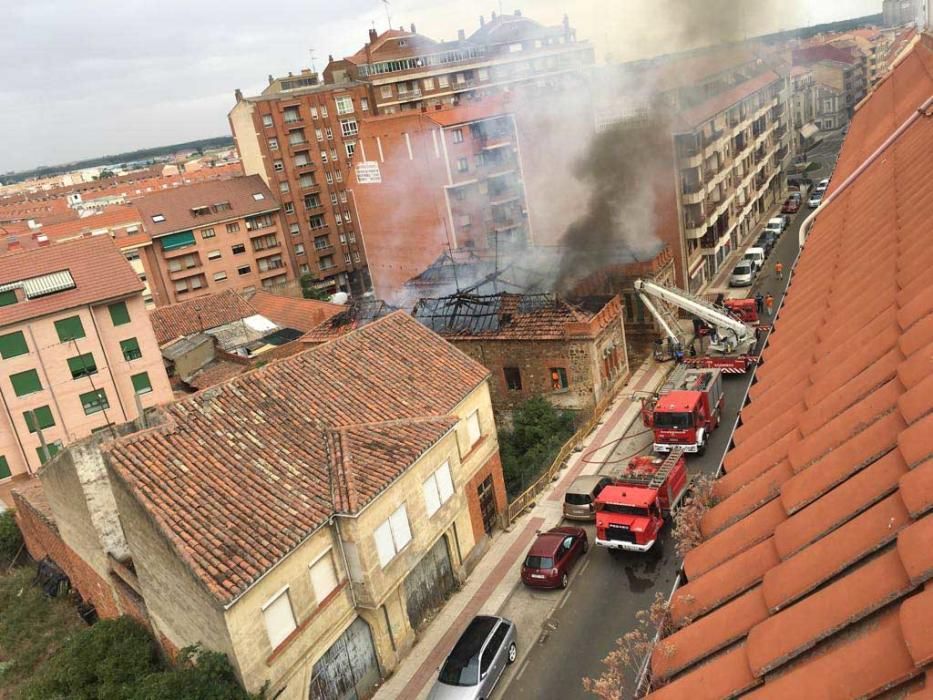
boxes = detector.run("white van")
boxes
[765,217,786,235]
[743,247,766,272]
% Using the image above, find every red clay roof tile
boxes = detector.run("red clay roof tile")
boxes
[896,516,933,585]
[645,645,759,700]
[899,459,933,518]
[701,462,792,537]
[899,412,933,468]
[149,290,258,344]
[898,373,933,424]
[244,289,343,333]
[901,585,933,667]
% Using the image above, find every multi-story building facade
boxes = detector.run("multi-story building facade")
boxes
[352,99,532,299]
[0,236,172,480]
[15,312,507,699]
[134,176,293,306]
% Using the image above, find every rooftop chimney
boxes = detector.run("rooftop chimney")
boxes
[268,74,274,85]
[458,28,465,41]
[234,88,243,102]
[368,28,378,43]
[410,22,416,33]
[328,54,334,62]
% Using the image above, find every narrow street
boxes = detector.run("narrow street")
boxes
[498,138,842,699]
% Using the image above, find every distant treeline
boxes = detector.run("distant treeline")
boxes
[762,13,885,44]
[4,136,235,184]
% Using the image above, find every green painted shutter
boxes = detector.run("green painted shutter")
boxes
[159,231,196,251]
[0,331,28,359]
[120,338,142,361]
[67,353,97,378]
[36,441,62,465]
[80,389,109,415]
[24,405,55,433]
[54,315,86,342]
[10,369,42,396]
[0,456,10,479]
[131,372,152,395]
[108,301,130,326]
[0,290,16,307]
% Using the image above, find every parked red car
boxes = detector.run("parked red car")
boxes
[781,196,800,214]
[520,526,588,589]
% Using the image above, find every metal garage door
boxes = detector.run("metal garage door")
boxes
[308,617,381,700]
[404,536,456,630]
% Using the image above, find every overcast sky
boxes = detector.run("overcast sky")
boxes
[1,0,881,173]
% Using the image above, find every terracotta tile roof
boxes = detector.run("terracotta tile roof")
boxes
[148,290,259,345]
[243,289,343,333]
[104,312,490,602]
[0,236,144,328]
[10,479,57,534]
[646,35,933,700]
[301,299,397,345]
[135,175,279,238]
[186,358,249,391]
[675,70,781,131]
[37,205,143,241]
[424,96,510,128]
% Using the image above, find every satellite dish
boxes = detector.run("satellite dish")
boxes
[329,291,349,305]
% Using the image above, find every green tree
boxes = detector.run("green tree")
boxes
[129,645,257,700]
[300,273,331,301]
[500,397,575,497]
[21,616,163,700]
[0,509,23,568]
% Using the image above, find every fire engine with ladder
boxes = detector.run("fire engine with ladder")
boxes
[634,279,766,373]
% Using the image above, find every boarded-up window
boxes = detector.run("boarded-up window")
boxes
[423,462,454,517]
[466,410,481,448]
[374,505,411,567]
[262,588,296,649]
[309,551,339,603]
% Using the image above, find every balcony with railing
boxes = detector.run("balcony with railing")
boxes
[258,258,287,275]
[682,179,704,205]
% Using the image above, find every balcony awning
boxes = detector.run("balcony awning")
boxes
[159,230,195,251]
[799,122,820,140]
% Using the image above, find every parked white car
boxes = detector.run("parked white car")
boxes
[743,247,766,272]
[808,191,824,208]
[815,178,830,193]
[764,217,786,236]
[729,261,755,287]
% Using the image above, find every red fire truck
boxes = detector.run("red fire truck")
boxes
[640,367,724,455]
[595,450,688,552]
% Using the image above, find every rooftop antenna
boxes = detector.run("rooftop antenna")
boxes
[308,49,318,72]
[382,0,392,30]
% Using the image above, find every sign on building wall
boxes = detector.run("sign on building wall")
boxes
[355,161,382,184]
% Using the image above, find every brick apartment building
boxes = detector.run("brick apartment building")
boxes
[0,237,171,480]
[134,176,293,305]
[228,11,593,297]
[14,312,507,700]
[352,98,532,298]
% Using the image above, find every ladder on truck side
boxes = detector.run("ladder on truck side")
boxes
[650,449,687,514]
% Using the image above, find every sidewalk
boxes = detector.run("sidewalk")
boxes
[374,356,673,700]
[707,199,786,293]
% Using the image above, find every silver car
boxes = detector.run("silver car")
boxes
[428,615,517,700]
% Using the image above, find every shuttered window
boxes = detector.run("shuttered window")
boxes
[262,588,297,649]
[0,331,28,359]
[466,410,481,448]
[131,372,152,395]
[0,290,16,307]
[79,389,109,415]
[24,405,54,433]
[67,353,97,379]
[374,505,412,568]
[423,461,455,517]
[36,441,63,465]
[54,315,85,342]
[10,369,42,396]
[0,456,10,479]
[108,301,130,326]
[309,551,339,603]
[120,338,142,361]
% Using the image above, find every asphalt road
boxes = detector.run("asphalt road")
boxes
[500,139,843,700]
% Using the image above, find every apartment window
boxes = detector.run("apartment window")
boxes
[226,222,241,233]
[343,210,352,222]
[438,74,449,88]
[284,202,295,214]
[315,128,324,142]
[335,170,343,182]
[295,244,306,255]
[334,95,353,115]
[309,215,326,229]
[452,128,463,144]
[54,315,85,342]
[466,410,481,448]
[478,68,489,81]
[237,265,251,276]
[299,174,316,189]
[0,331,28,359]
[262,588,297,650]
[349,233,356,243]
[504,366,522,391]
[325,127,334,141]
[201,227,216,238]
[373,504,412,567]
[340,119,358,137]
[207,250,221,260]
[321,151,328,164]
[36,441,63,465]
[288,129,306,146]
[283,106,301,123]
[0,290,16,307]
[344,253,351,264]
[24,405,55,433]
[215,201,232,212]
[262,114,274,127]
[232,244,246,255]
[339,191,348,203]
[314,235,330,250]
[289,223,301,236]
[321,106,328,117]
[423,461,455,517]
[550,367,569,390]
[330,193,338,206]
[325,171,333,184]
[299,264,310,274]
[360,98,368,111]
[151,214,165,223]
[456,157,469,173]
[268,137,279,150]
[319,255,334,270]
[310,106,319,119]
[131,372,152,395]
[344,143,356,158]
[213,271,228,282]
[80,388,109,415]
[108,301,130,326]
[305,194,322,209]
[10,369,42,397]
[0,456,9,480]
[380,85,393,98]
[335,213,343,225]
[174,280,188,293]
[423,77,435,90]
[353,251,360,263]
[120,338,142,361]
[309,551,339,602]
[67,353,97,379]
[279,181,290,193]
[328,149,337,162]
[273,160,284,172]
[258,255,284,273]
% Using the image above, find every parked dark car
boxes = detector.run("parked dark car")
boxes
[429,616,517,700]
[781,197,800,214]
[756,231,777,255]
[787,174,813,189]
[521,526,588,589]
